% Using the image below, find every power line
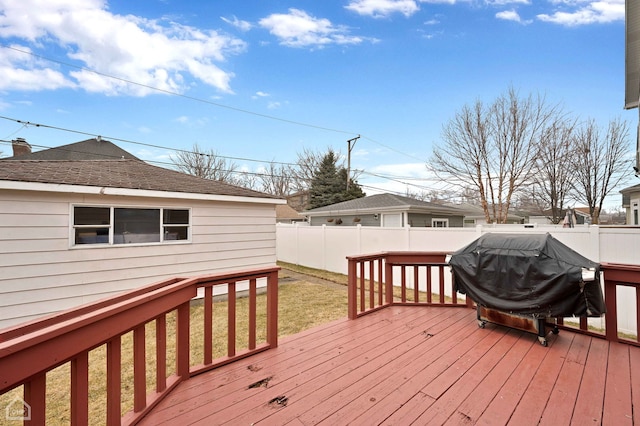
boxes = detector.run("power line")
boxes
[2,44,357,136]
[1,44,433,164]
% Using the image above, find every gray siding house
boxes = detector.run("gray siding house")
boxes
[304,193,465,227]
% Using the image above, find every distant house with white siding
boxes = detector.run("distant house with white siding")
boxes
[0,138,285,328]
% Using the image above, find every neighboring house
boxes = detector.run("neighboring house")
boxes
[525,208,591,226]
[448,203,525,227]
[621,183,640,225]
[286,190,311,212]
[276,204,306,224]
[0,139,285,328]
[6,137,141,160]
[303,193,466,227]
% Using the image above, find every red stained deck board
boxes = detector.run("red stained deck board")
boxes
[506,331,575,426]
[473,335,550,426]
[325,310,491,426]
[143,306,459,425]
[413,329,526,425]
[237,308,472,426]
[378,391,436,426]
[137,306,637,426]
[538,333,591,425]
[146,307,428,424]
[446,331,537,424]
[631,345,640,425]
[602,343,633,425]
[294,310,481,426]
[569,337,609,425]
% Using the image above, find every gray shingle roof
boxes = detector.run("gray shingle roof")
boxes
[2,138,140,161]
[305,193,463,214]
[0,159,278,199]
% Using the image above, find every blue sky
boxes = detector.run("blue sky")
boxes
[0,0,632,206]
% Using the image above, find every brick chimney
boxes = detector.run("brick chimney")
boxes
[12,138,31,157]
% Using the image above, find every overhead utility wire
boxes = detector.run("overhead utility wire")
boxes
[0,116,440,188]
[2,44,356,136]
[3,44,430,164]
[0,115,293,167]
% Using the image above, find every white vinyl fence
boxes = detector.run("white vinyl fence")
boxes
[276,223,640,336]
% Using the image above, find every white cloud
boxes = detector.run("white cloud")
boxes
[485,0,530,5]
[496,9,532,24]
[267,101,281,109]
[0,0,246,95]
[255,91,270,97]
[221,15,252,32]
[345,0,420,18]
[537,0,624,26]
[259,9,367,48]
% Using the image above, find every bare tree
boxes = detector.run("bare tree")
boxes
[527,118,576,223]
[569,118,631,224]
[171,144,241,183]
[431,87,559,223]
[258,162,294,197]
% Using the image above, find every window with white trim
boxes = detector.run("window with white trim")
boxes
[73,206,190,246]
[431,218,449,228]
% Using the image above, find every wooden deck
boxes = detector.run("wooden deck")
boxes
[139,305,640,425]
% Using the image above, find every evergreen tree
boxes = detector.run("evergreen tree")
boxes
[309,150,365,209]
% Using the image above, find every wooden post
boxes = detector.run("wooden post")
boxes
[267,271,279,348]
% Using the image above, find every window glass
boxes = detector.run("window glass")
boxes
[74,206,110,225]
[164,226,188,240]
[72,206,190,246]
[114,208,160,244]
[164,209,189,224]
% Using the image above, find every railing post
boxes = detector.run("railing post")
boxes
[24,373,46,425]
[348,258,358,319]
[604,278,619,342]
[267,270,279,348]
[385,260,393,305]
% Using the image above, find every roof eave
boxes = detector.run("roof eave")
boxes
[0,180,286,205]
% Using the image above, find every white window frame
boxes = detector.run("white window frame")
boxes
[70,204,191,247]
[431,218,449,228]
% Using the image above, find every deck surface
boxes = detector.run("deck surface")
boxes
[140,305,639,425]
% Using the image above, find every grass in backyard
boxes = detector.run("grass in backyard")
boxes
[0,275,349,425]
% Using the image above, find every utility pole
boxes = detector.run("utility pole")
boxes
[346,135,360,189]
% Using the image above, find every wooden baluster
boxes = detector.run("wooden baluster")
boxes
[204,286,213,365]
[133,325,146,412]
[156,315,167,393]
[106,336,121,424]
[228,282,236,357]
[249,278,257,350]
[71,352,89,425]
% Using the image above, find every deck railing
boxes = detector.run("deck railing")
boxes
[0,266,279,425]
[346,252,471,319]
[347,252,640,346]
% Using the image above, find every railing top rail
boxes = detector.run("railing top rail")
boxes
[600,262,640,272]
[346,251,450,262]
[601,262,640,287]
[0,276,186,341]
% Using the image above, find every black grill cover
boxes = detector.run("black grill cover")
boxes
[449,233,605,318]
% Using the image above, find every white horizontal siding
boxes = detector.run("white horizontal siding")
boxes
[0,190,278,328]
